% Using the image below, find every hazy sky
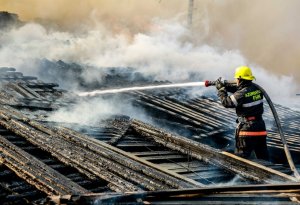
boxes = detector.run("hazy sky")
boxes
[1,0,300,82]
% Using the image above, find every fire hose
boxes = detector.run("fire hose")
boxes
[205,79,300,180]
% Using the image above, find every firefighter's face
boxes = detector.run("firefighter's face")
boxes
[236,78,240,86]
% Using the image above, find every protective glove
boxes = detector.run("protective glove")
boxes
[215,77,225,90]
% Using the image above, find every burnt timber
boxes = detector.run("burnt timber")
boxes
[51,183,300,205]
[0,67,299,204]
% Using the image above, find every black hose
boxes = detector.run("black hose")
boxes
[253,83,300,180]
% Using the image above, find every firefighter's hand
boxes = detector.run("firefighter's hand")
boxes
[215,77,225,90]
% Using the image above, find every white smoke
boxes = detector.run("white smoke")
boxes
[0,18,299,124]
[0,19,245,80]
[47,98,118,125]
[47,96,153,125]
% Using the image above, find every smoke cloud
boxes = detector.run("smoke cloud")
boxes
[1,0,300,81]
[47,95,155,126]
[190,0,300,83]
[0,0,299,125]
[0,0,186,32]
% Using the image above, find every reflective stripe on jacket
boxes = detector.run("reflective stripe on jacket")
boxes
[239,131,268,136]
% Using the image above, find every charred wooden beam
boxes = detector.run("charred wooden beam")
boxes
[26,82,59,89]
[131,120,297,183]
[187,98,235,123]
[0,106,202,192]
[17,83,47,100]
[134,98,209,132]
[0,118,142,192]
[0,110,142,192]
[21,76,38,81]
[0,105,201,189]
[0,135,90,195]
[56,126,202,188]
[49,183,300,205]
[107,118,130,145]
[7,82,37,99]
[36,128,171,191]
[32,121,199,189]
[134,91,215,130]
[14,98,59,110]
[164,96,229,128]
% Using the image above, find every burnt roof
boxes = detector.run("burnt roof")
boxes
[0,66,300,204]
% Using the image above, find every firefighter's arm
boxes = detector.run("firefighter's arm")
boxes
[217,87,237,108]
[215,78,239,108]
[215,78,242,108]
[225,84,237,93]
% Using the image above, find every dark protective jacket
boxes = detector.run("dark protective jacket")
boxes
[217,80,266,136]
[217,80,269,160]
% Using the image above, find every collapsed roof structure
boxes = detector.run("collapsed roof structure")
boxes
[0,66,300,204]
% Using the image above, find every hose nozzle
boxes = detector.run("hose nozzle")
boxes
[204,80,216,87]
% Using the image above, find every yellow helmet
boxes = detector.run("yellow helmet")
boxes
[234,66,255,80]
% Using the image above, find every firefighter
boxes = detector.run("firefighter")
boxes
[215,66,269,160]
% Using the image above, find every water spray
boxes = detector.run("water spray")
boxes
[205,79,300,180]
[78,82,205,97]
